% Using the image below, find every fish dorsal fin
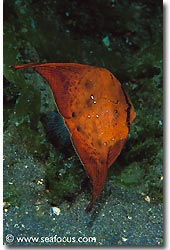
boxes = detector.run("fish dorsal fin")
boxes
[13,63,91,118]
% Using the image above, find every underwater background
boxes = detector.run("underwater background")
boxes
[3,0,163,246]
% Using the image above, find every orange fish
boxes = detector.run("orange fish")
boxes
[12,63,136,211]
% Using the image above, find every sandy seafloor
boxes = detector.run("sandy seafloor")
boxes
[3,125,163,247]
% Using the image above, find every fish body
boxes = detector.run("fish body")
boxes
[13,63,136,211]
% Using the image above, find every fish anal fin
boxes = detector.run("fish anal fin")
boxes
[71,129,107,211]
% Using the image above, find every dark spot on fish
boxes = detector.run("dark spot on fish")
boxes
[86,99,92,107]
[77,126,81,132]
[85,80,93,89]
[97,140,102,147]
[72,112,76,117]
[114,100,120,104]
[100,159,105,165]
[114,109,119,118]
[72,85,77,90]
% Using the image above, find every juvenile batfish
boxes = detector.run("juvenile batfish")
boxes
[13,62,136,211]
